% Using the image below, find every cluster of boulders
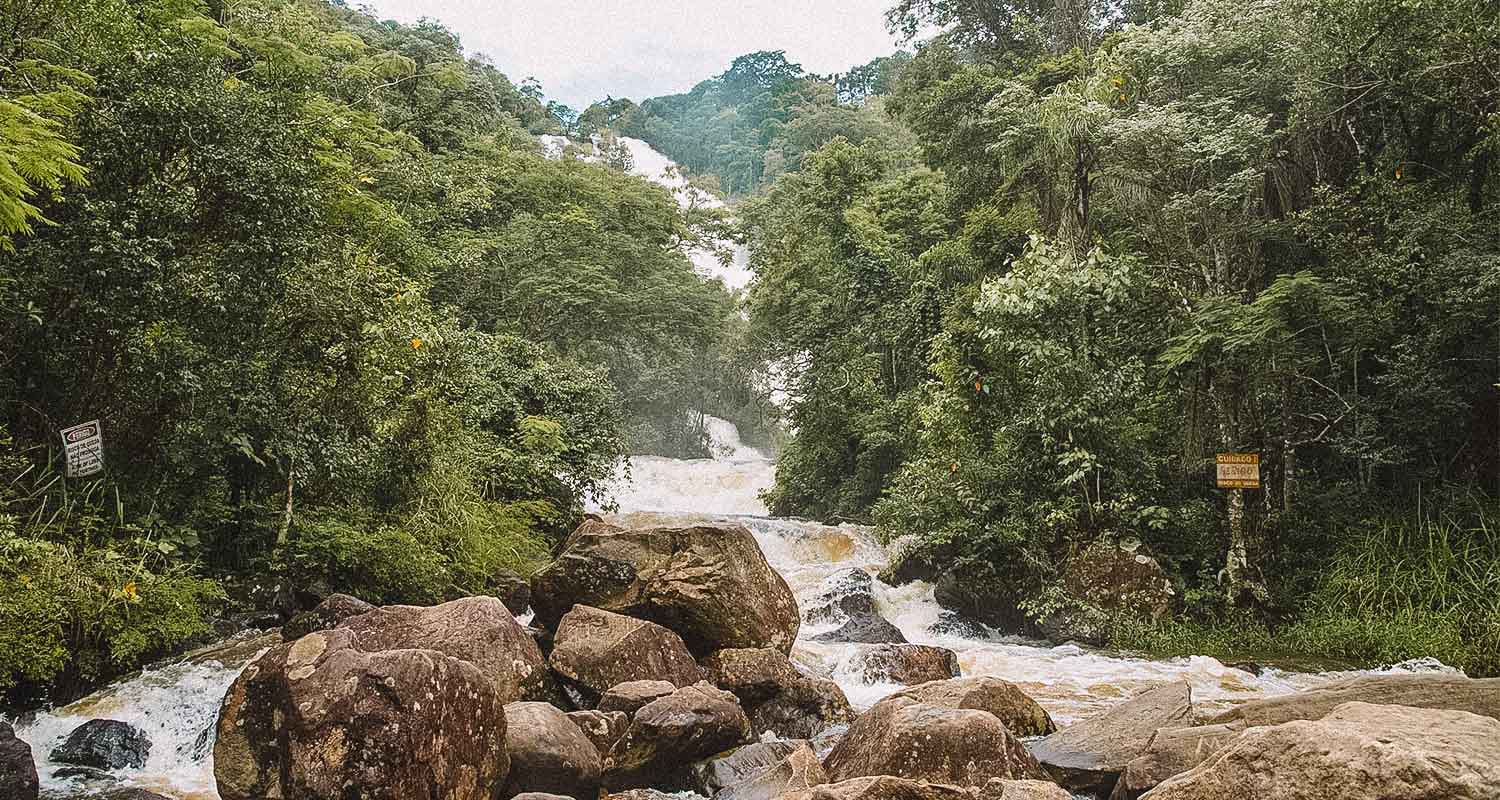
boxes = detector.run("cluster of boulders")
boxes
[7,518,1497,800]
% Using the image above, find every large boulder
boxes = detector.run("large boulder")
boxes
[1204,672,1500,727]
[213,628,508,800]
[890,677,1056,737]
[853,644,960,686]
[703,647,854,739]
[491,568,532,615]
[604,681,752,789]
[0,722,38,800]
[1059,540,1173,623]
[336,596,550,703]
[1026,680,1191,795]
[49,719,151,770]
[1108,724,1239,800]
[976,779,1072,800]
[823,696,1046,787]
[501,702,601,799]
[806,568,906,644]
[567,709,629,761]
[530,522,800,655]
[549,605,702,705]
[281,593,375,641]
[782,776,975,800]
[598,679,681,715]
[1145,702,1500,800]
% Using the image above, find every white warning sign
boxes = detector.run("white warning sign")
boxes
[61,419,105,478]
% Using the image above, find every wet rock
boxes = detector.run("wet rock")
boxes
[93,791,174,800]
[49,719,151,770]
[336,595,551,703]
[52,765,114,782]
[824,696,1046,787]
[492,568,533,615]
[877,538,955,587]
[550,606,703,705]
[187,725,214,760]
[531,521,800,655]
[597,680,681,715]
[1108,724,1240,800]
[1147,702,1500,800]
[782,775,975,800]
[889,676,1056,737]
[0,721,38,800]
[975,779,1071,800]
[932,561,1031,634]
[606,791,688,800]
[281,593,375,641]
[567,710,629,760]
[510,794,575,800]
[1204,672,1500,727]
[805,568,906,645]
[502,702,602,800]
[213,627,508,800]
[927,612,991,640]
[1026,680,1192,795]
[715,741,827,800]
[702,647,854,739]
[853,644,960,685]
[604,681,751,789]
[691,740,804,796]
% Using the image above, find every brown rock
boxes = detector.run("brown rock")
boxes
[976,779,1072,800]
[213,628,508,800]
[824,696,1046,787]
[549,605,703,705]
[502,702,602,799]
[604,681,752,789]
[567,710,629,761]
[782,776,975,800]
[598,680,681,715]
[692,740,806,796]
[854,644,960,686]
[281,593,375,641]
[1108,724,1239,800]
[1026,680,1192,795]
[531,522,800,655]
[0,721,38,800]
[511,794,575,800]
[1062,540,1173,621]
[492,569,533,615]
[1205,673,1500,727]
[337,596,550,703]
[702,647,854,739]
[891,677,1056,737]
[1145,702,1500,800]
[717,741,828,800]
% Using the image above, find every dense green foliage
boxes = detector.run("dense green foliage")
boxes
[0,0,739,700]
[742,0,1500,671]
[601,51,916,196]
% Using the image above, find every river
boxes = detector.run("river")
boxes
[9,137,1454,800]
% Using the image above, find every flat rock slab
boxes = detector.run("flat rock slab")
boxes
[1027,680,1191,795]
[1205,673,1500,727]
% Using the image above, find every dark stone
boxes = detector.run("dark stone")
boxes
[52,764,115,782]
[932,562,1032,635]
[603,682,751,789]
[805,569,906,645]
[927,611,992,640]
[877,540,956,587]
[566,710,629,760]
[549,606,703,707]
[492,569,533,615]
[281,593,375,642]
[0,721,38,800]
[501,702,601,800]
[691,740,803,796]
[701,647,854,740]
[49,719,151,770]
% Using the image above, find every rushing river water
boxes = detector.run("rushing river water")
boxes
[8,139,1455,800]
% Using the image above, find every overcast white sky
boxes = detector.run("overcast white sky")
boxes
[356,0,904,110]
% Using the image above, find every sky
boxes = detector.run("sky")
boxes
[357,0,905,110]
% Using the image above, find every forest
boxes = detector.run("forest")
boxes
[1,0,1498,714]
[0,0,753,703]
[615,0,1500,675]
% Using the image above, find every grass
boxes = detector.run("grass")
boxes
[1109,512,1500,677]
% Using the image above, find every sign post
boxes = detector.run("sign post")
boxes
[61,420,105,478]
[1215,453,1260,490]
